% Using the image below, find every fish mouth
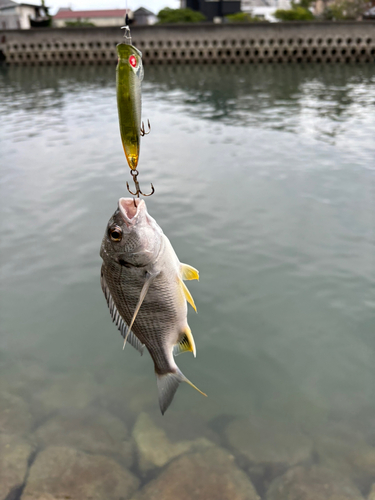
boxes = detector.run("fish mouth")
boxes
[119,197,145,224]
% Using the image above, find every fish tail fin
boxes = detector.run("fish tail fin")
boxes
[156,368,207,415]
[156,370,183,415]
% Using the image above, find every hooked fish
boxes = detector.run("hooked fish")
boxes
[100,198,206,414]
[116,43,144,170]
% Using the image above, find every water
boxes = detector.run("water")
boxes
[1,64,375,499]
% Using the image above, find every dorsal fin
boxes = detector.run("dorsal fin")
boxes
[100,267,144,355]
[178,277,197,312]
[173,325,196,357]
[180,263,199,281]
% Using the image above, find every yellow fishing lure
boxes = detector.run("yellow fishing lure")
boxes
[116,43,144,171]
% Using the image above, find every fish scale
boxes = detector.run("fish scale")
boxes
[105,269,184,368]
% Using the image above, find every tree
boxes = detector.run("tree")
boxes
[225,12,264,22]
[322,0,370,19]
[275,1,314,20]
[157,8,206,24]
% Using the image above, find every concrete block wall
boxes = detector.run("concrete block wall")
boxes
[1,22,375,66]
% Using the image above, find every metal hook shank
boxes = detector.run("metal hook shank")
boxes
[126,170,154,198]
[140,119,151,137]
[121,13,132,42]
[121,25,132,42]
[126,181,155,197]
[126,181,138,197]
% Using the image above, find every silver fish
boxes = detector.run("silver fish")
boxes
[100,198,206,414]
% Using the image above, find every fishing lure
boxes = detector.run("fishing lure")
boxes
[116,42,148,171]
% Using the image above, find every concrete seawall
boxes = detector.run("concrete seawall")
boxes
[1,22,375,65]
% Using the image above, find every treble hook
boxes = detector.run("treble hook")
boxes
[140,119,151,137]
[126,169,155,199]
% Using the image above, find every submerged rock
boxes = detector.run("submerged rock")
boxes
[266,465,364,500]
[21,446,139,500]
[130,446,260,500]
[132,412,214,473]
[351,409,375,446]
[314,424,375,491]
[368,484,375,500]
[225,415,312,479]
[34,409,134,467]
[0,391,33,436]
[0,434,34,500]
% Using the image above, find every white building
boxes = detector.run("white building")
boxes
[53,8,133,28]
[0,0,48,29]
[241,0,291,21]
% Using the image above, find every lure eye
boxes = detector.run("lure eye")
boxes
[109,226,122,242]
[129,55,137,68]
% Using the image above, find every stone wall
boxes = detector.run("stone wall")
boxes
[1,22,375,66]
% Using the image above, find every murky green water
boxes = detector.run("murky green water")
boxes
[1,64,375,500]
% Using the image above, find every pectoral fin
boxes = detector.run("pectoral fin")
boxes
[178,277,197,313]
[123,271,159,349]
[173,325,196,357]
[101,268,144,355]
[180,263,199,281]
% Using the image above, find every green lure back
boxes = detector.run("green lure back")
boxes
[116,43,144,170]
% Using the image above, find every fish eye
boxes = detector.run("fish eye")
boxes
[109,226,122,242]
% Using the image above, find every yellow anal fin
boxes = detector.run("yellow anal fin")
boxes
[184,377,207,397]
[173,326,196,358]
[181,263,199,281]
[179,277,197,312]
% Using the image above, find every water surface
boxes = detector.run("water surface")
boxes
[1,63,375,498]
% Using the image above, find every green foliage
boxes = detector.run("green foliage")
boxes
[322,0,369,19]
[274,5,314,20]
[298,0,314,9]
[65,21,96,27]
[225,11,263,22]
[157,7,206,23]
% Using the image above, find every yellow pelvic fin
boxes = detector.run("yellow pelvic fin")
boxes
[184,377,207,397]
[180,263,199,281]
[178,277,197,313]
[173,326,196,358]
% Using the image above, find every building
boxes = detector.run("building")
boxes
[53,8,133,28]
[242,0,290,8]
[181,0,241,21]
[0,0,49,29]
[364,5,375,18]
[241,0,291,20]
[133,7,157,25]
